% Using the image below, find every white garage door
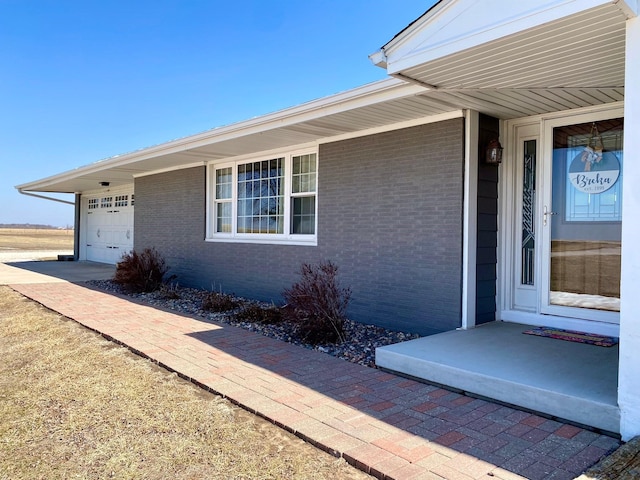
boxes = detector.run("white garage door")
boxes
[85,193,134,264]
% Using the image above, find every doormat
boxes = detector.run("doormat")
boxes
[522,326,618,347]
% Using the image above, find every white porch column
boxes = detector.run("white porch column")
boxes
[461,110,479,329]
[618,13,640,441]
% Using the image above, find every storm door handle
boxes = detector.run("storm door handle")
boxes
[543,205,557,226]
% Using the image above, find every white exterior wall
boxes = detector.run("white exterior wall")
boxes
[618,14,640,441]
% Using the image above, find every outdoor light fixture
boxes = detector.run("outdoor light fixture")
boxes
[99,181,110,187]
[486,138,503,164]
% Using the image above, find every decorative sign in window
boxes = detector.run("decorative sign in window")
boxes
[568,124,620,194]
[555,119,623,222]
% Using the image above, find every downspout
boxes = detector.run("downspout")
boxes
[17,189,75,206]
[74,194,81,260]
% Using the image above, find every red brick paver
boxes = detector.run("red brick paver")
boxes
[10,282,620,480]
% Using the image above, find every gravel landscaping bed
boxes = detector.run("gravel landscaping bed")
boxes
[88,280,420,368]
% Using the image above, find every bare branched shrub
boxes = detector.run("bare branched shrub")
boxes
[202,292,241,312]
[113,248,169,293]
[158,277,180,299]
[282,260,351,344]
[235,303,283,324]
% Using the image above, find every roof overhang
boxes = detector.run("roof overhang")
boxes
[370,0,636,120]
[17,78,463,194]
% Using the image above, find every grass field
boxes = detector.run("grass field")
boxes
[0,228,74,251]
[0,286,371,479]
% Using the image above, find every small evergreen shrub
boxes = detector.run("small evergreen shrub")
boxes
[113,248,169,293]
[235,303,283,324]
[282,260,351,345]
[202,292,241,312]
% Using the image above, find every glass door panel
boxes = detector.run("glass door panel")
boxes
[548,118,623,313]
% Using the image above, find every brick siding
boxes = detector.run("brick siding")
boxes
[135,118,465,335]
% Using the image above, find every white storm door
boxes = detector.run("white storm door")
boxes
[539,112,623,324]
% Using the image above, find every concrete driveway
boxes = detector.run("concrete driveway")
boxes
[0,260,115,285]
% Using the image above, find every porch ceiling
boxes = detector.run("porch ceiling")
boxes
[388,3,627,119]
[16,79,454,194]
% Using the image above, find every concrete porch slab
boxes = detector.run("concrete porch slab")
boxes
[376,321,620,433]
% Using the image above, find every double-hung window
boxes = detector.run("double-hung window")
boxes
[209,150,317,244]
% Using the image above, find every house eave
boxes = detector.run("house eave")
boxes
[380,0,636,77]
[17,78,444,194]
[368,1,630,122]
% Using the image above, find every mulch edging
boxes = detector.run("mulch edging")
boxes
[578,436,640,480]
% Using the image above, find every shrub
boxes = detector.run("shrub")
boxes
[113,248,169,293]
[202,292,241,312]
[158,277,180,299]
[235,303,283,324]
[282,260,351,345]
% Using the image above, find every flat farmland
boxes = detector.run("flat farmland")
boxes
[0,228,74,262]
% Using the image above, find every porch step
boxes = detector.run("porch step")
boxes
[376,321,620,433]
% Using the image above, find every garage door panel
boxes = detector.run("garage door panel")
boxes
[85,192,134,264]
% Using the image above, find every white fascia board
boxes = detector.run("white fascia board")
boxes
[369,0,451,68]
[17,78,424,193]
[617,0,639,17]
[368,50,388,69]
[382,0,630,76]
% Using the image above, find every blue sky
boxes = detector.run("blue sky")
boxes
[1,1,433,227]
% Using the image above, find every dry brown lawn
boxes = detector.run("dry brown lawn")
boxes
[0,228,74,251]
[0,286,371,480]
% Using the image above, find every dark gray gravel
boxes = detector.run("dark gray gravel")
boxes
[87,280,421,368]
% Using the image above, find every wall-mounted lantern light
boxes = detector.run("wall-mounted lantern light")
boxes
[486,139,503,164]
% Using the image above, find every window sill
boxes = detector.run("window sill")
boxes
[205,235,317,247]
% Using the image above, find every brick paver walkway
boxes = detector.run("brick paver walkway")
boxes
[10,282,620,480]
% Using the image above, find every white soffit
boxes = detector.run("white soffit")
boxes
[380,0,633,77]
[16,78,456,194]
[374,1,631,119]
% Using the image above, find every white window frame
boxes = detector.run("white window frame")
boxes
[206,149,318,246]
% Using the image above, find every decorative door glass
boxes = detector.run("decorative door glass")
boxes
[521,140,536,286]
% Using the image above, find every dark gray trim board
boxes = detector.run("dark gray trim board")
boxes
[476,114,500,325]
